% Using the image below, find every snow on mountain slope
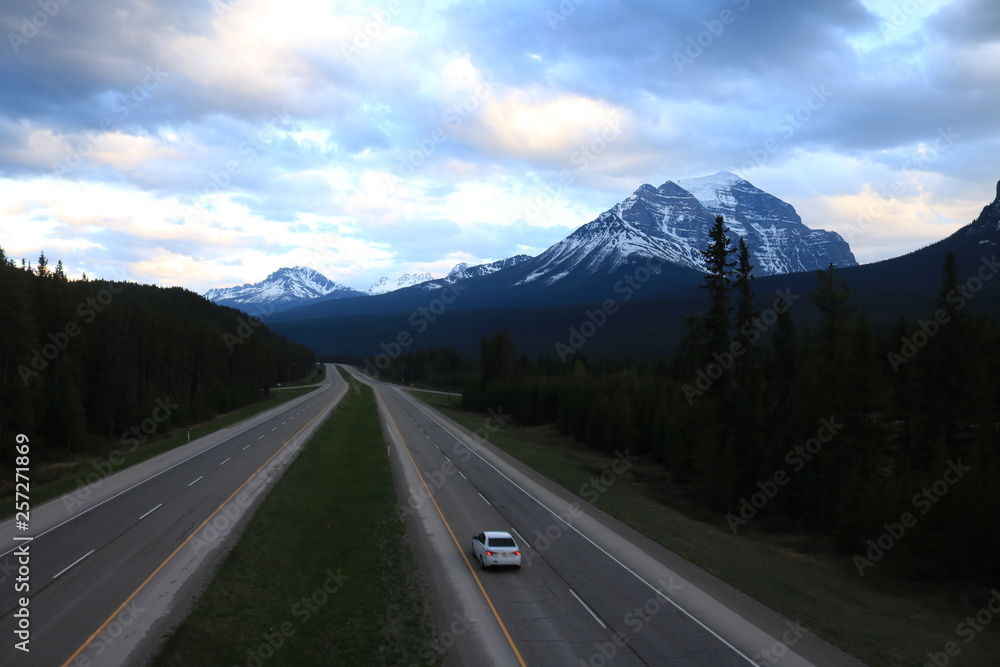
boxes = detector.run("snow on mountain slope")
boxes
[367,272,435,295]
[204,266,365,312]
[517,172,856,285]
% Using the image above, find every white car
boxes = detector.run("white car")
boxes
[471,531,522,569]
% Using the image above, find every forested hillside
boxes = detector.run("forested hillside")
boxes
[0,249,315,466]
[461,221,1000,584]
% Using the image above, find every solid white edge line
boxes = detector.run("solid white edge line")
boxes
[0,378,334,559]
[570,588,607,629]
[139,503,163,521]
[391,384,757,665]
[53,549,95,580]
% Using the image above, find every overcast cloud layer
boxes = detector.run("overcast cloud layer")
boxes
[0,0,997,292]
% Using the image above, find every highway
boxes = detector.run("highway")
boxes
[350,367,865,667]
[0,364,347,666]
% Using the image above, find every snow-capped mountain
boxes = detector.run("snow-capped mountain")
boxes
[517,171,855,286]
[367,272,435,295]
[436,255,532,285]
[204,266,366,313]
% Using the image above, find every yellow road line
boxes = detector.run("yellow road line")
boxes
[61,382,346,667]
[379,385,527,667]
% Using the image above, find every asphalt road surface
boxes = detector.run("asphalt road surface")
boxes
[0,364,347,666]
[351,367,866,667]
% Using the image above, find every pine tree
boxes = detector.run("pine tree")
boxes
[733,236,756,355]
[700,215,736,355]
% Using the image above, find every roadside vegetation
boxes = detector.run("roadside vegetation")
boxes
[0,246,316,490]
[413,389,999,667]
[152,369,435,666]
[1,379,321,512]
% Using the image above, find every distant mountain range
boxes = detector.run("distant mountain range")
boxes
[204,171,854,313]
[514,171,855,288]
[203,266,366,313]
[367,272,434,295]
[202,174,1000,360]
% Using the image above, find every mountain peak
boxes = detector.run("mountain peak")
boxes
[519,171,856,285]
[204,266,365,312]
[676,171,749,209]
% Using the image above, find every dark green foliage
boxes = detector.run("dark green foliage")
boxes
[0,249,315,468]
[462,250,1000,585]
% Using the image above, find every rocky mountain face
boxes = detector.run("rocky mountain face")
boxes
[203,266,365,312]
[516,171,856,286]
[367,272,435,295]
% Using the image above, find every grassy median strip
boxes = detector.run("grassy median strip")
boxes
[411,390,1000,667]
[153,371,434,667]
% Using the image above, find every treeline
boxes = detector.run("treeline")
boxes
[338,347,474,391]
[0,249,316,464]
[463,219,1000,583]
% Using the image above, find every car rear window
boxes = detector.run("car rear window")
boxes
[489,537,516,547]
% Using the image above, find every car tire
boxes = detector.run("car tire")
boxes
[479,555,487,570]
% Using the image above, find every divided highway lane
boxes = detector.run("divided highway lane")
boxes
[0,364,348,666]
[354,368,862,667]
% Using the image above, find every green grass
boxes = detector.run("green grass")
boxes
[152,370,435,667]
[1,386,319,514]
[411,391,1000,667]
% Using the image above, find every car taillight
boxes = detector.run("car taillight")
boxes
[514,551,520,556]
[485,550,494,556]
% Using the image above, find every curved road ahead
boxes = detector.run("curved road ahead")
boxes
[353,367,865,667]
[0,364,347,666]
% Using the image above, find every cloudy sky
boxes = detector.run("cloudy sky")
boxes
[0,0,997,293]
